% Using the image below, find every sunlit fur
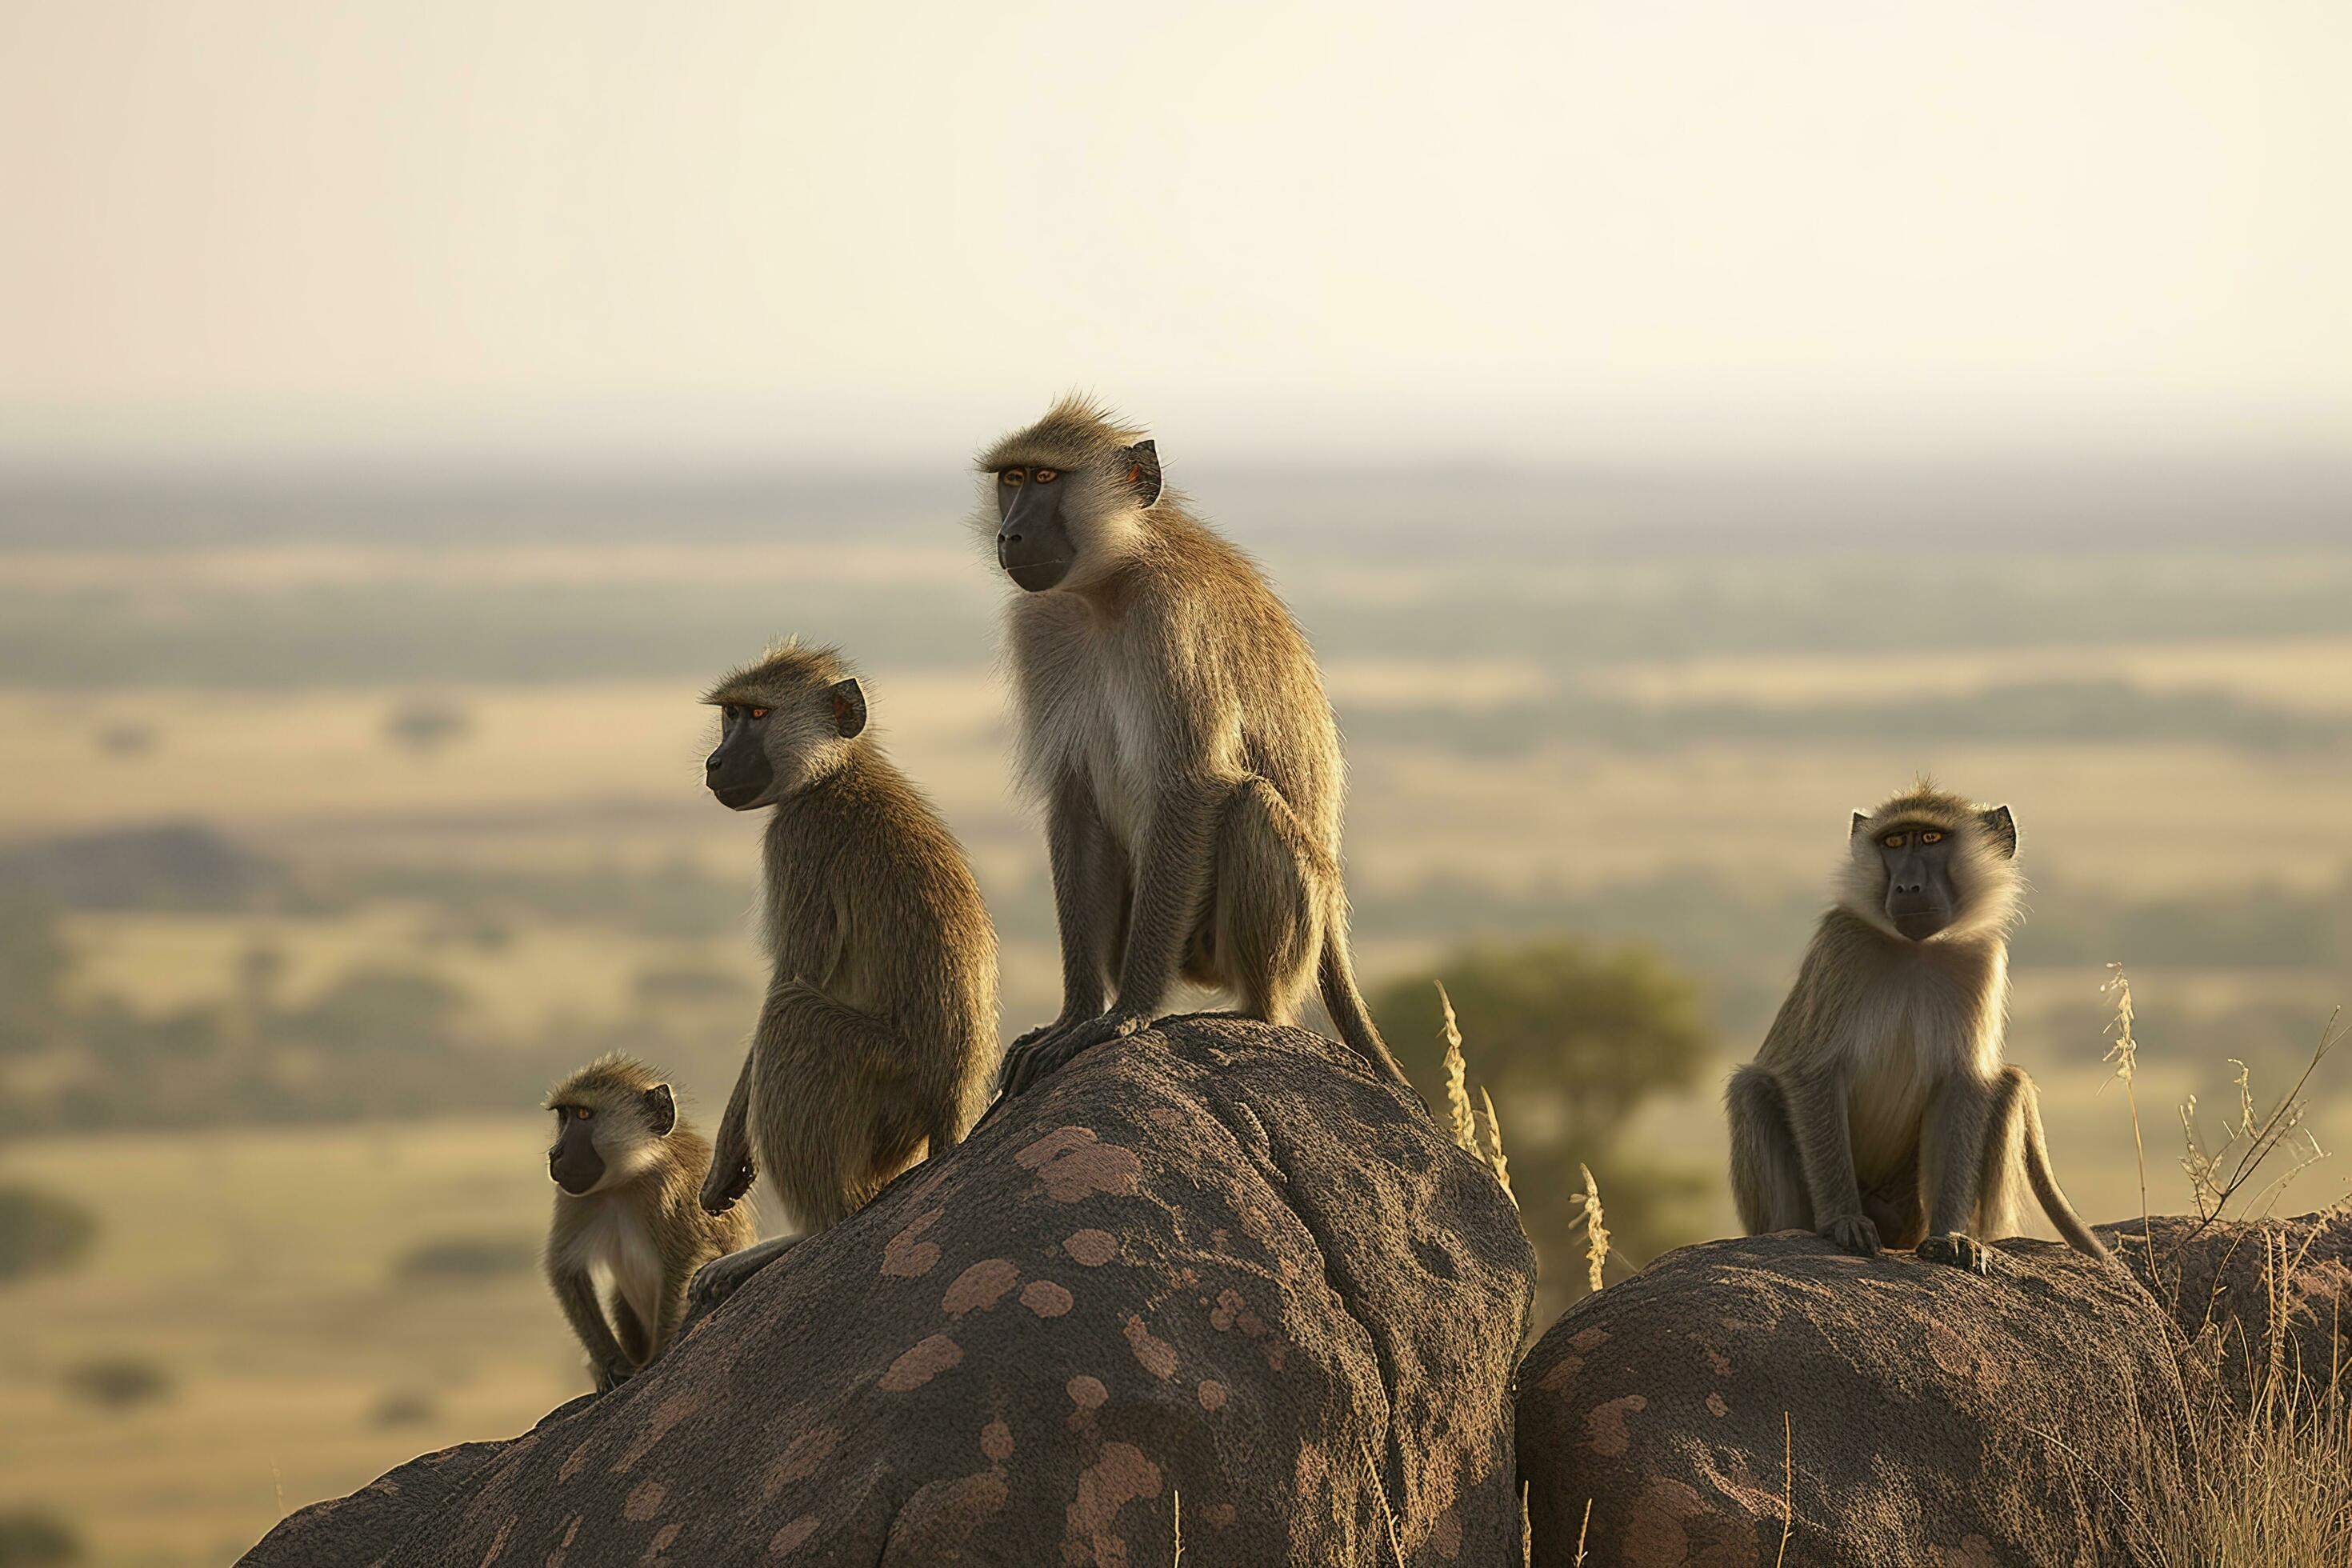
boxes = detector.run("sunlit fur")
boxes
[974,396,1410,1094]
[1836,780,2023,943]
[703,639,863,805]
[694,643,998,1255]
[1727,786,2108,1266]
[542,1054,754,1390]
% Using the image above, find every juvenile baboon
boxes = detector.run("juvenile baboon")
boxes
[1727,784,2108,1271]
[544,1054,753,1391]
[690,642,999,1308]
[978,395,1411,1098]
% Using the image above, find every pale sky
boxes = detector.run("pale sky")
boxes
[3,1,2346,469]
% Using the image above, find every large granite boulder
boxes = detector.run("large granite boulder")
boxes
[245,1016,1535,1566]
[1515,1233,2193,1568]
[2102,1211,2352,1404]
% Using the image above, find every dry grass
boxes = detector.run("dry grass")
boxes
[2118,1222,2352,1565]
[2092,982,2352,1562]
[1433,982,1515,1204]
[1576,1166,1610,1295]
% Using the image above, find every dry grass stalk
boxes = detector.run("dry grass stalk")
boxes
[1478,1086,1517,1209]
[1434,980,1518,1199]
[2102,963,2155,1266]
[1361,1442,1406,1566]
[1578,1164,1610,1294]
[1435,981,1479,1157]
[2178,1010,2342,1227]
[1775,1411,1794,1567]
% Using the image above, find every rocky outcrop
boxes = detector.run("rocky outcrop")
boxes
[244,1016,1534,1566]
[1515,1233,2194,1568]
[2102,1211,2351,1404]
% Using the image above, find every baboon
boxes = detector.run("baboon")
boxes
[1727,784,2109,1271]
[689,642,999,1309]
[544,1054,754,1391]
[977,394,1411,1098]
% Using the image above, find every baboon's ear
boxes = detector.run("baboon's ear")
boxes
[1978,805,2019,859]
[828,678,867,740]
[1850,810,1871,838]
[645,1082,677,1137]
[1122,440,1162,507]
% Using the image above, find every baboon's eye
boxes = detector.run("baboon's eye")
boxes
[1034,468,1059,483]
[574,1106,594,1122]
[1919,830,1943,844]
[1002,470,1024,486]
[749,707,770,721]
[1882,832,1907,849]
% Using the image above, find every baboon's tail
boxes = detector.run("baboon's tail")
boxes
[2018,1074,2112,1262]
[1317,927,1416,1098]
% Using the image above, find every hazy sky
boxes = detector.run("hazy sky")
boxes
[4,1,2346,469]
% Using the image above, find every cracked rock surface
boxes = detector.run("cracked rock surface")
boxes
[242,1016,1535,1567]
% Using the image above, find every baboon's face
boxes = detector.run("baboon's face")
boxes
[705,699,780,810]
[546,1102,610,1194]
[1870,822,1961,940]
[991,439,1161,594]
[994,466,1079,592]
[546,1082,675,1195]
[702,677,866,810]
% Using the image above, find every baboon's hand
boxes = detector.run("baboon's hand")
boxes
[594,1358,634,1394]
[1818,1214,1882,1257]
[1001,1010,1150,1097]
[700,1157,754,1215]
[686,1257,730,1316]
[1916,1232,1993,1274]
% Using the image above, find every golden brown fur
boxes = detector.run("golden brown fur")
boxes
[978,395,1410,1096]
[689,643,999,1309]
[1726,784,2107,1270]
[543,1055,753,1391]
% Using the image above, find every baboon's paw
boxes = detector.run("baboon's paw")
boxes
[1818,1214,1883,1257]
[1916,1232,1993,1274]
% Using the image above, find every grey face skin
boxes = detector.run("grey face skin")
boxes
[994,466,1078,591]
[1870,821,1959,939]
[547,1105,606,1194]
[703,703,776,810]
[547,1085,675,1195]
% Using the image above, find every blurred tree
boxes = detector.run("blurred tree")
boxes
[0,896,70,1055]
[0,1508,80,1567]
[92,720,156,758]
[62,1355,173,1411]
[1373,938,1716,1310]
[392,1234,539,1286]
[287,968,467,1055]
[0,1186,98,1282]
[383,696,473,757]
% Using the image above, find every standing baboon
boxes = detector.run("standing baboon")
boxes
[1727,784,2108,1271]
[544,1054,754,1391]
[978,395,1410,1098]
[689,642,999,1309]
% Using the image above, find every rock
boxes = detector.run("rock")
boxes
[2103,1210,2352,1404]
[1515,1232,2192,1568]
[243,1016,1534,1566]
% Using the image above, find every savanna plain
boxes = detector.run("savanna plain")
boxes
[2,462,2347,1565]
